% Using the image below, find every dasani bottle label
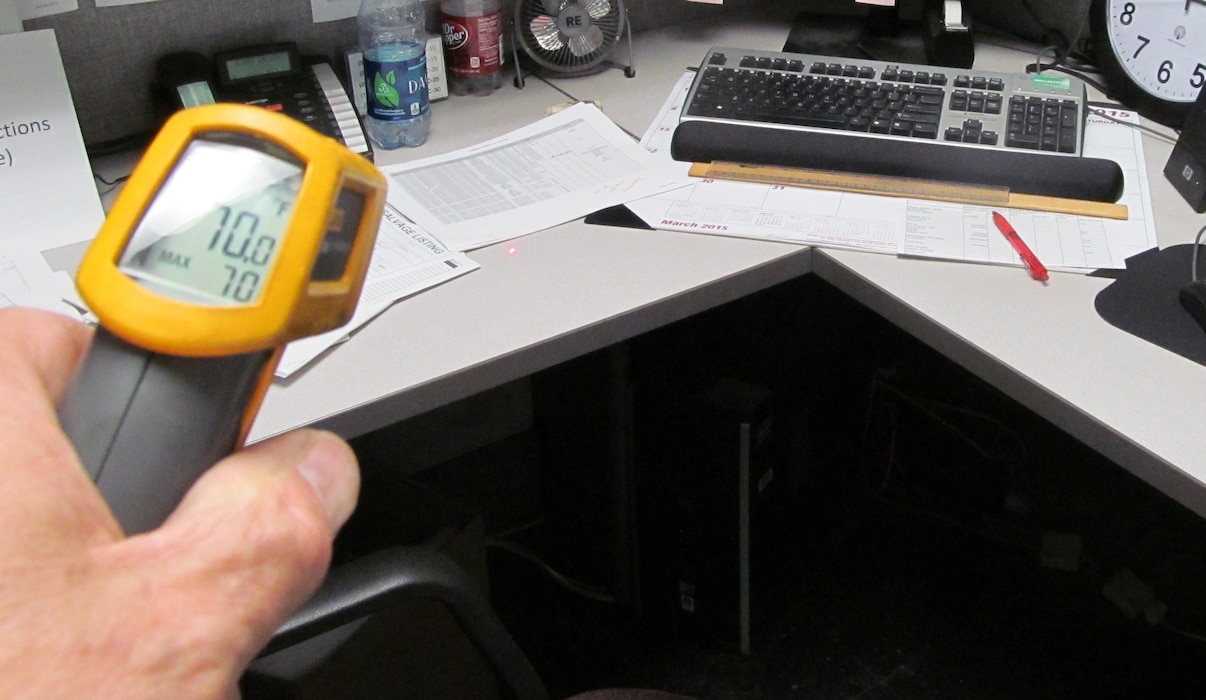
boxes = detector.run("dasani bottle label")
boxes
[365,56,429,121]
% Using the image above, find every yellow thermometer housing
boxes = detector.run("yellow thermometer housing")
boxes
[59,104,386,535]
[77,103,385,357]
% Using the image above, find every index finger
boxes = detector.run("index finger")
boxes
[0,308,93,404]
[0,308,119,547]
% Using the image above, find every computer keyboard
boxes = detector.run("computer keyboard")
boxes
[671,47,1125,203]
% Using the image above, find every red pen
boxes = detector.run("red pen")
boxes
[992,211,1048,282]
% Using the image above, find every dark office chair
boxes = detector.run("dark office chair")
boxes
[245,541,548,698]
[243,538,693,700]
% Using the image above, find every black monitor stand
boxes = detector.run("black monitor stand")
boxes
[783,1,973,68]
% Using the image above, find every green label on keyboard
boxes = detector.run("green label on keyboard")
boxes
[1031,73,1072,91]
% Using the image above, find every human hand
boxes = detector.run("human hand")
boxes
[0,307,359,699]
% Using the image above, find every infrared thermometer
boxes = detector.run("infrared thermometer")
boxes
[58,104,386,535]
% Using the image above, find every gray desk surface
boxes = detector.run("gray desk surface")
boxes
[247,24,812,443]
[200,7,1206,517]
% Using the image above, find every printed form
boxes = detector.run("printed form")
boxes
[626,72,1158,272]
[275,207,478,378]
[0,242,77,316]
[380,102,692,251]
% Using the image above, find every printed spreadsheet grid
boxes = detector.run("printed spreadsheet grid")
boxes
[387,119,644,224]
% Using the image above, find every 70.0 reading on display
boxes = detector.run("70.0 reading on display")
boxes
[119,161,299,307]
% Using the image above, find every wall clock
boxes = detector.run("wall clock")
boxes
[1091,0,1206,127]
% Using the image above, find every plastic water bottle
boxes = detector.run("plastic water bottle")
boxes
[359,0,431,149]
[439,0,503,96]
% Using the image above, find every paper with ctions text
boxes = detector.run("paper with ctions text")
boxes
[0,29,104,251]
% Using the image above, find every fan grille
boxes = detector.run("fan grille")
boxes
[515,0,625,74]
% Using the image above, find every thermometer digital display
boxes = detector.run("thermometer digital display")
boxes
[117,138,299,306]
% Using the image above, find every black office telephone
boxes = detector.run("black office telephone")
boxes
[153,42,371,159]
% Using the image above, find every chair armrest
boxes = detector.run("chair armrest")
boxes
[261,545,548,700]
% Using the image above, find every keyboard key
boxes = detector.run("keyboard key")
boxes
[912,123,938,139]
[758,110,847,129]
[1058,128,1077,153]
[902,102,941,118]
[1006,131,1041,149]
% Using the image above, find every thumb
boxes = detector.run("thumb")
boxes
[148,429,360,649]
[167,428,360,537]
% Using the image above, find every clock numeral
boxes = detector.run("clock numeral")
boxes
[1120,2,1136,25]
[1193,63,1206,89]
[1132,35,1150,58]
[1158,60,1173,84]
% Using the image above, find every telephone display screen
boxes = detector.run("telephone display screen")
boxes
[223,50,294,81]
[119,136,302,306]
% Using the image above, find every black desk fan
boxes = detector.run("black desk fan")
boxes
[512,0,635,88]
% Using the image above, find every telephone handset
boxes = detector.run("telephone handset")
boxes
[154,50,216,110]
[154,42,370,159]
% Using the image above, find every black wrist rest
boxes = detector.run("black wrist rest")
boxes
[670,120,1126,203]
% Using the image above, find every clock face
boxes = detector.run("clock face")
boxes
[1102,0,1206,103]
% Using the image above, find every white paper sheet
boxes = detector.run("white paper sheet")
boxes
[380,101,693,251]
[0,243,82,317]
[274,206,478,378]
[310,0,359,23]
[0,29,104,250]
[17,1,78,20]
[899,108,1158,272]
[627,71,1158,272]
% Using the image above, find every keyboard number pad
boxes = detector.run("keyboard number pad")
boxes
[1005,96,1078,153]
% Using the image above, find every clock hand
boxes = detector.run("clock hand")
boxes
[1188,0,1206,13]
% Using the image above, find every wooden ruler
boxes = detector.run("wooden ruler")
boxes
[688,162,1129,220]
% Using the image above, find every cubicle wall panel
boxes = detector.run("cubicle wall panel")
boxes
[24,0,768,146]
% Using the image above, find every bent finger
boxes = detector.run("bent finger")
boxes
[107,430,361,665]
[0,307,92,404]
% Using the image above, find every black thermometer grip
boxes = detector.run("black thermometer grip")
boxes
[58,327,273,535]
